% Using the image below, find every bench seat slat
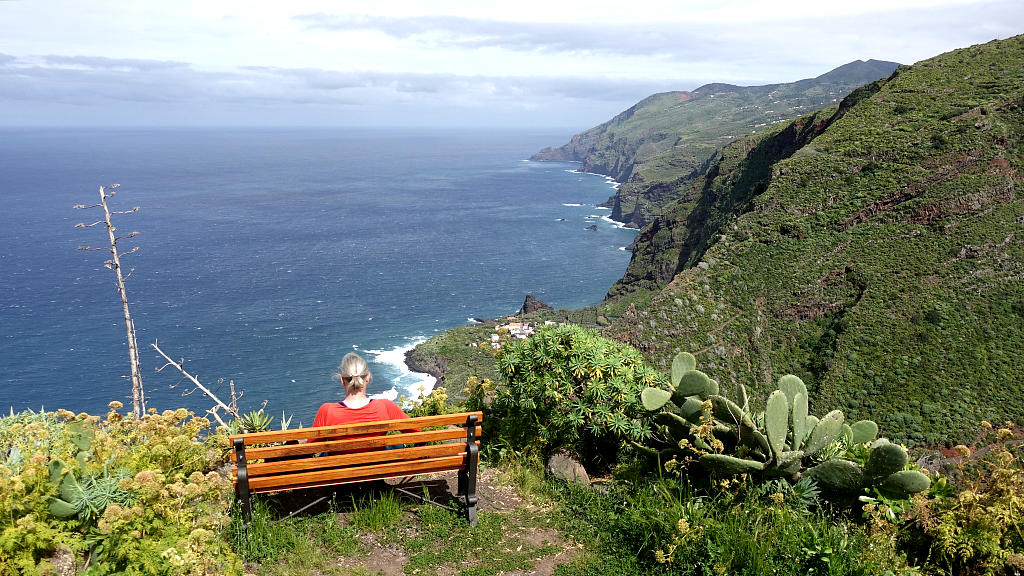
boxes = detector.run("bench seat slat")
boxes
[238,441,478,477]
[229,412,483,446]
[247,454,466,492]
[235,426,481,461]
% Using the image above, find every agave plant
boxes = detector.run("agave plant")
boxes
[231,409,274,434]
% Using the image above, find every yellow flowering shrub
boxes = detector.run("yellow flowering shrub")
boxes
[911,423,1024,575]
[0,406,241,575]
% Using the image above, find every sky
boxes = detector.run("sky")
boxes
[0,0,1021,129]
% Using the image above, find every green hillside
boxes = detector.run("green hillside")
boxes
[605,36,1024,445]
[532,59,898,227]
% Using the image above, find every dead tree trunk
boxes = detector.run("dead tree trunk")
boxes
[75,184,146,417]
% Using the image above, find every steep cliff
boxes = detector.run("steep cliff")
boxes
[532,60,899,228]
[605,36,1024,445]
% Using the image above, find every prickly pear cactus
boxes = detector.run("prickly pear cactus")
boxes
[637,352,925,494]
[805,439,931,497]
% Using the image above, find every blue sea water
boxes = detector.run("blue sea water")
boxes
[0,127,636,424]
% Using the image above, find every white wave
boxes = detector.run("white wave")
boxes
[364,338,438,402]
[595,206,611,210]
[600,214,634,229]
[562,203,583,207]
[467,317,481,324]
[370,387,399,402]
[563,167,621,190]
[619,246,628,251]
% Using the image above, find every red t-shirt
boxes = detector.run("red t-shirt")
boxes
[311,400,420,451]
[313,398,412,428]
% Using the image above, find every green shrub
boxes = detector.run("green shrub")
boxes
[492,323,666,461]
[909,423,1024,575]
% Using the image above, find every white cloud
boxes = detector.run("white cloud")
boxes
[0,0,1021,126]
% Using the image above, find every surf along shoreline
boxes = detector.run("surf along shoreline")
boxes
[398,160,629,401]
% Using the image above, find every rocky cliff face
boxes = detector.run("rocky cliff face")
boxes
[603,37,1024,445]
[532,60,900,229]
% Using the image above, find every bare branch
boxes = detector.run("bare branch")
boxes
[119,246,140,257]
[151,341,239,418]
[115,231,139,241]
[206,407,228,428]
[73,203,102,210]
[75,221,105,228]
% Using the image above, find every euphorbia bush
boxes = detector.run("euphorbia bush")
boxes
[492,323,666,460]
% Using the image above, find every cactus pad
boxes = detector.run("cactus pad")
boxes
[865,441,908,480]
[673,370,713,402]
[678,396,705,421]
[778,374,808,410]
[699,453,765,475]
[880,470,931,494]
[49,498,78,519]
[806,458,864,492]
[803,410,845,456]
[792,392,808,451]
[840,423,853,446]
[710,394,753,429]
[671,352,697,386]
[641,386,672,411]
[849,420,879,444]
[655,412,693,436]
[764,390,788,458]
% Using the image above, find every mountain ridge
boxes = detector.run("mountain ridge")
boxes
[602,36,1024,445]
[531,59,900,228]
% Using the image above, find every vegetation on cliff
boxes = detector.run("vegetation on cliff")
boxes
[605,36,1024,445]
[416,37,1023,449]
[532,59,898,228]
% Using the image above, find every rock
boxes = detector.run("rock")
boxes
[546,448,590,487]
[585,224,598,231]
[403,349,447,387]
[516,293,553,316]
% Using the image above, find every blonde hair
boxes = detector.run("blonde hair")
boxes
[336,352,371,392]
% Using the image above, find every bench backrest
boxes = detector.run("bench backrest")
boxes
[228,412,482,494]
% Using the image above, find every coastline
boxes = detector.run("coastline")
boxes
[396,159,632,402]
[403,348,448,389]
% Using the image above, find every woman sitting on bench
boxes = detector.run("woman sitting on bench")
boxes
[313,352,420,436]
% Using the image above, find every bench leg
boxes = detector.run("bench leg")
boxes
[458,467,478,526]
[233,437,252,521]
[461,413,480,526]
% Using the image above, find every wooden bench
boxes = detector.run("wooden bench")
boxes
[229,412,482,525]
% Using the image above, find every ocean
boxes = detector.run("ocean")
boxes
[0,127,636,425]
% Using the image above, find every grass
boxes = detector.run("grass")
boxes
[228,466,571,576]
[228,498,365,574]
[226,455,921,576]
[350,492,404,531]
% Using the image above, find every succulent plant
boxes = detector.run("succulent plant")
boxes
[638,352,930,498]
[806,438,931,497]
